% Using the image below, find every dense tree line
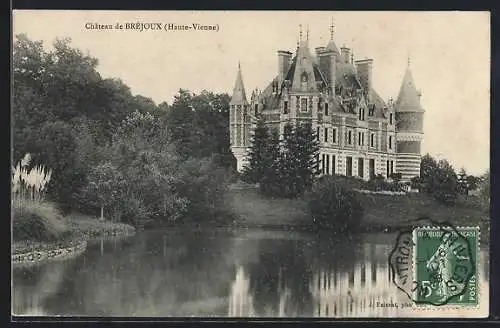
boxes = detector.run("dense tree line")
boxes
[13,34,235,225]
[242,117,320,198]
[412,154,488,206]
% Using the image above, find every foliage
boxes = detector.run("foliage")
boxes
[479,170,490,202]
[242,115,270,184]
[420,154,459,205]
[13,34,234,228]
[306,176,364,233]
[166,90,234,167]
[12,200,70,242]
[176,156,232,223]
[266,123,320,198]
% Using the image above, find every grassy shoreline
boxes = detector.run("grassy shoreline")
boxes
[12,210,136,257]
[225,182,490,239]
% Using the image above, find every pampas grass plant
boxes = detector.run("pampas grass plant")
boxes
[11,153,67,242]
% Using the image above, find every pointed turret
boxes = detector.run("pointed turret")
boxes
[326,18,340,55]
[394,60,425,183]
[230,62,249,106]
[395,64,424,113]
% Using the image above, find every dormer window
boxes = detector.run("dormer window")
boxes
[368,105,375,116]
[389,113,393,125]
[325,103,329,116]
[301,72,308,91]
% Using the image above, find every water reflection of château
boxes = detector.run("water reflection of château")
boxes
[227,241,489,318]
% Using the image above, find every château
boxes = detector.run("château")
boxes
[229,24,425,182]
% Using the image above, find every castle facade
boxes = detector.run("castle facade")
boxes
[229,26,425,182]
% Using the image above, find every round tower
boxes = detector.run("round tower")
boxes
[230,62,250,172]
[394,63,425,182]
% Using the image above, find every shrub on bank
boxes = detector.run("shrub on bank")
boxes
[12,200,70,242]
[306,176,364,233]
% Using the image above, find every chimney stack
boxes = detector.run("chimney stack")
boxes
[317,48,337,95]
[355,58,374,102]
[277,50,293,88]
[340,46,351,64]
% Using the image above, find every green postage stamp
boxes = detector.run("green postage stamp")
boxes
[389,224,481,311]
[413,226,479,307]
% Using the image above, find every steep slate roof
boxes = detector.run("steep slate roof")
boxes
[230,63,249,105]
[290,41,321,92]
[370,88,388,118]
[336,62,362,90]
[395,66,424,112]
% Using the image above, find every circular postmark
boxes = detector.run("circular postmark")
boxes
[389,218,478,307]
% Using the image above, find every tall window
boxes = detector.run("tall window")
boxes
[332,155,336,175]
[322,154,326,174]
[332,128,337,143]
[325,103,329,116]
[254,104,258,115]
[346,156,353,176]
[358,132,362,146]
[316,126,320,141]
[386,160,390,178]
[358,158,364,178]
[283,101,288,114]
[325,154,330,175]
[370,133,375,147]
[324,128,328,143]
[362,132,365,146]
[359,108,365,121]
[390,113,393,125]
[348,130,352,145]
[300,98,308,112]
[389,136,393,149]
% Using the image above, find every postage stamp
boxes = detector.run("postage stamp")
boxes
[389,223,480,310]
[413,226,479,307]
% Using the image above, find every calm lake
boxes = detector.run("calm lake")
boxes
[12,228,489,318]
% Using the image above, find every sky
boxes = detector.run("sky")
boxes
[12,10,490,175]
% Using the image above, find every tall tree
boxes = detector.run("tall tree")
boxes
[243,115,270,183]
[295,122,320,194]
[457,167,469,195]
[259,129,281,196]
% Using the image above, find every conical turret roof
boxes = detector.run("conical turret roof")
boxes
[230,63,248,105]
[395,66,424,112]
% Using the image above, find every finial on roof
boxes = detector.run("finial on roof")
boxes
[407,53,411,67]
[306,24,310,42]
[299,24,303,42]
[238,61,241,70]
[329,17,335,40]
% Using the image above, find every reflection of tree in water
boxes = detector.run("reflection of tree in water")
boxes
[14,230,238,316]
[12,258,78,315]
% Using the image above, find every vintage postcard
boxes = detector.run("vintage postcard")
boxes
[11,10,490,318]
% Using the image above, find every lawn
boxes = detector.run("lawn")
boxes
[225,182,490,235]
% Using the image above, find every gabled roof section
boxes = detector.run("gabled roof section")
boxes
[290,41,319,92]
[230,63,249,105]
[395,66,424,112]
